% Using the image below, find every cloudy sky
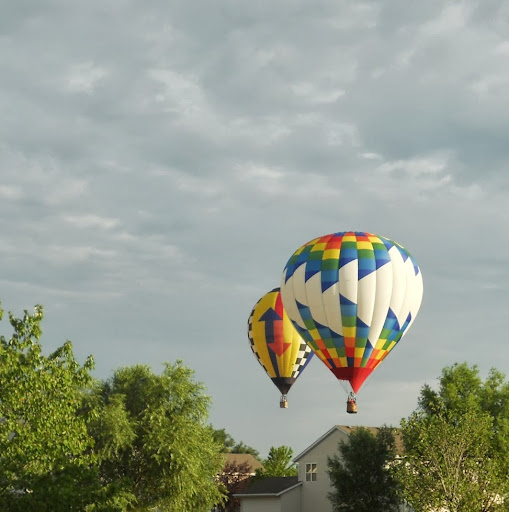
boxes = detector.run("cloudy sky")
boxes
[1,0,508,457]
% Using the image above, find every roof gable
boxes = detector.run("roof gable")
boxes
[293,425,344,462]
[293,425,404,461]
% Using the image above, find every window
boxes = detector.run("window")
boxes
[305,463,317,481]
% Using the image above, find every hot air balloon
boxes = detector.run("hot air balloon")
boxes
[248,288,313,408]
[280,231,423,413]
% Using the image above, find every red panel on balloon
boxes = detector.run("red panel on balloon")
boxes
[332,367,374,394]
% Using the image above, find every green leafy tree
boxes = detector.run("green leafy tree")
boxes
[256,446,297,478]
[82,389,138,511]
[231,440,260,459]
[0,304,100,512]
[211,428,260,459]
[212,428,236,453]
[87,362,226,512]
[327,426,400,512]
[397,363,509,512]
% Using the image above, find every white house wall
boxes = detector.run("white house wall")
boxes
[296,427,350,512]
[240,496,281,512]
[280,484,302,512]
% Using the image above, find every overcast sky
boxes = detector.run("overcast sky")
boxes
[1,0,508,457]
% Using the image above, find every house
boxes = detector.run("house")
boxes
[293,425,358,512]
[234,476,302,512]
[235,425,406,512]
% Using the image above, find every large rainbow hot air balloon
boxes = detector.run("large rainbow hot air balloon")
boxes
[280,231,423,412]
[248,288,313,408]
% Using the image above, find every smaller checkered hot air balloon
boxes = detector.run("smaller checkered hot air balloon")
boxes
[280,231,423,413]
[248,288,313,408]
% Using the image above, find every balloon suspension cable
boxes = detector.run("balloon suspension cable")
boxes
[346,392,358,414]
[280,395,288,409]
[339,380,353,396]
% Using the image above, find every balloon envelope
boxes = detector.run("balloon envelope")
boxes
[248,288,313,396]
[280,231,423,394]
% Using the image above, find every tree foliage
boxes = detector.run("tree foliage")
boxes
[398,363,509,512]
[231,440,260,459]
[255,446,297,478]
[212,428,236,453]
[87,362,226,512]
[327,426,400,512]
[211,428,260,460]
[0,301,229,511]
[0,304,99,511]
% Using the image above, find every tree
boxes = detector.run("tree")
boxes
[256,446,298,478]
[87,362,226,512]
[397,363,509,512]
[327,426,400,512]
[210,428,260,459]
[231,440,260,459]
[0,304,100,512]
[212,428,236,453]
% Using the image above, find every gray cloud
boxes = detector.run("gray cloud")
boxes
[0,0,508,456]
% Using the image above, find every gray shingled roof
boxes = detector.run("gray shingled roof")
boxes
[235,476,300,496]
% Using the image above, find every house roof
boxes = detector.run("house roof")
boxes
[223,453,264,472]
[293,425,341,461]
[293,425,404,461]
[234,476,301,497]
[339,425,404,455]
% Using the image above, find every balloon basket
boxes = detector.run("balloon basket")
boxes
[280,396,288,409]
[346,400,358,414]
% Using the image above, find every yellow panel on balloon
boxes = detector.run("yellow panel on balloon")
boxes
[323,248,340,260]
